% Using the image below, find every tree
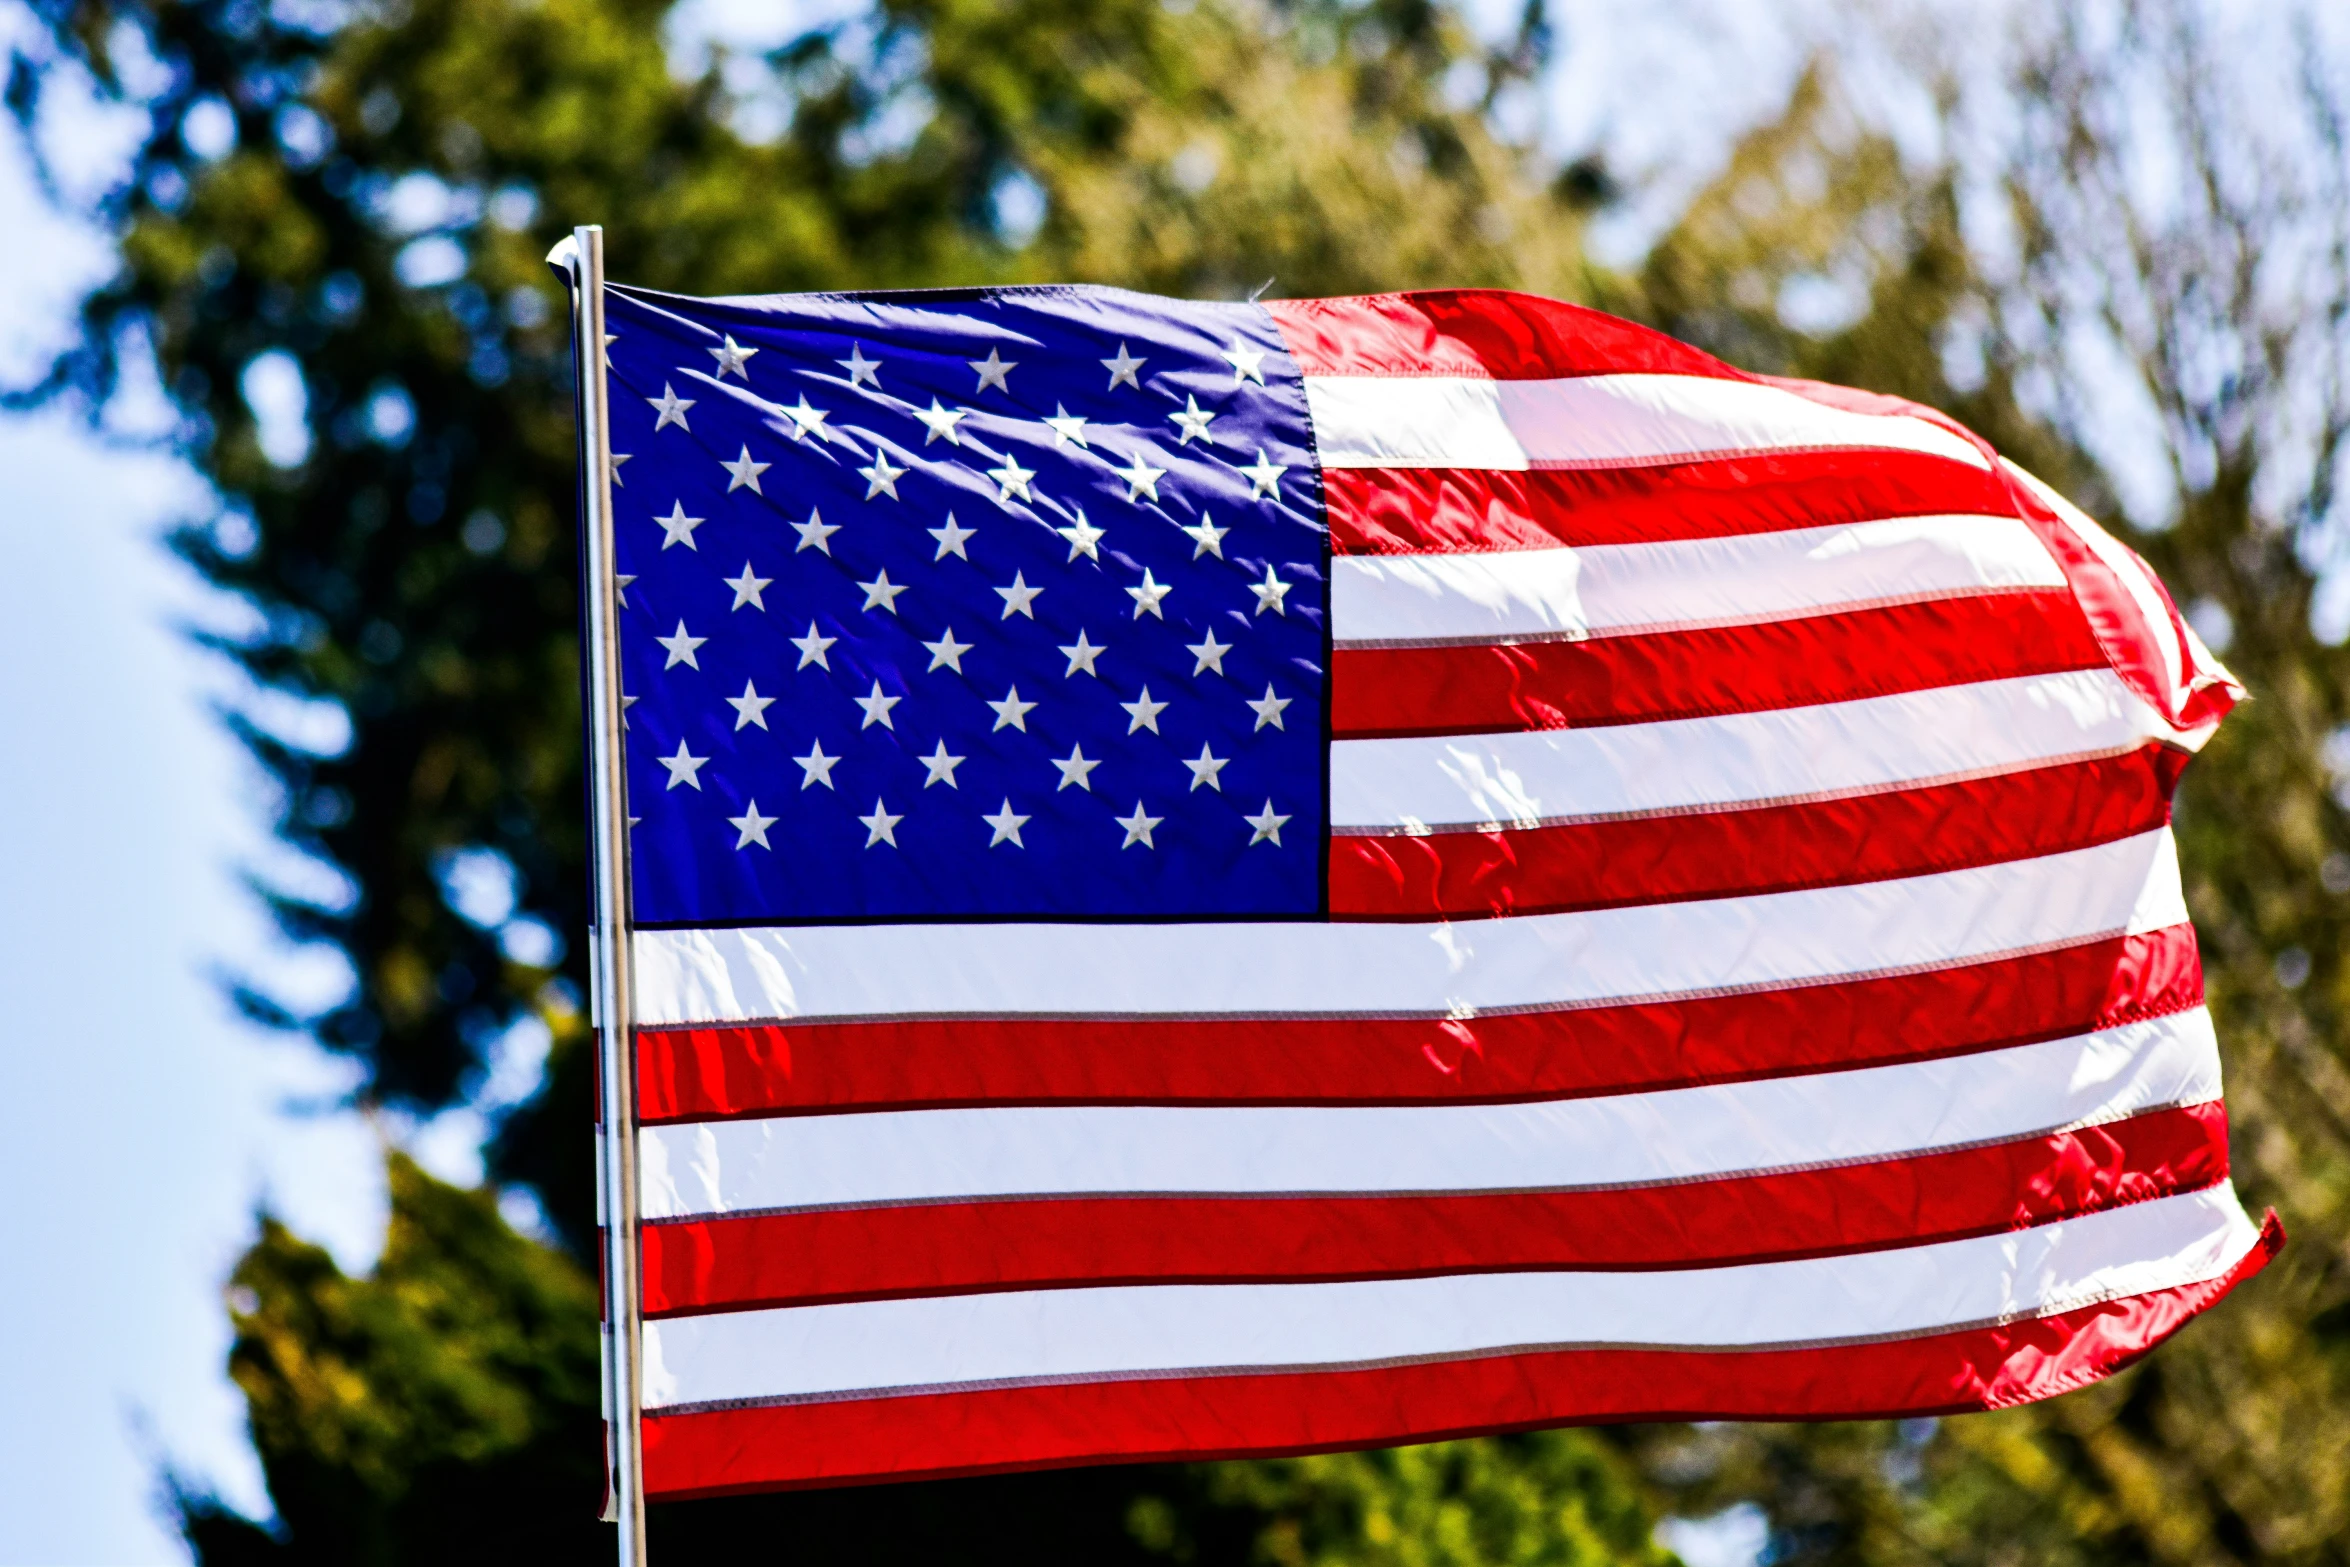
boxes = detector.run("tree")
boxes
[175,1155,608,1565]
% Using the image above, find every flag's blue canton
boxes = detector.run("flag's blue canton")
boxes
[603,284,1328,924]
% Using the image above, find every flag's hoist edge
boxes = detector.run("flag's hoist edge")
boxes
[588,283,2276,1500]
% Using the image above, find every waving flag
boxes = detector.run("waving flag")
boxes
[588,282,2276,1500]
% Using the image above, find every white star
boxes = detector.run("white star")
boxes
[656,501,704,550]
[854,681,901,729]
[859,797,902,846]
[1240,449,1286,499]
[659,740,708,790]
[728,800,776,849]
[614,574,636,606]
[837,344,882,388]
[1247,683,1293,730]
[1126,568,1172,619]
[1244,799,1290,845]
[722,445,770,493]
[1055,511,1105,561]
[918,740,966,789]
[656,620,705,669]
[982,798,1029,847]
[969,348,1016,393]
[987,685,1037,731]
[928,513,976,559]
[1186,630,1231,676]
[779,395,829,442]
[1249,564,1291,615]
[1181,516,1227,558]
[1113,450,1166,503]
[1120,686,1168,734]
[1052,744,1100,791]
[1183,744,1227,791]
[995,572,1043,619]
[1169,395,1217,445]
[790,621,836,669]
[988,452,1036,503]
[722,562,770,610]
[1101,342,1145,390]
[792,507,839,554]
[922,628,973,673]
[707,334,758,380]
[610,452,632,487]
[859,448,906,500]
[858,569,908,614]
[620,692,638,727]
[1114,800,1163,849]
[1044,404,1089,448]
[726,679,774,729]
[794,740,839,789]
[1222,341,1267,385]
[648,383,694,431]
[1059,630,1105,678]
[913,399,967,446]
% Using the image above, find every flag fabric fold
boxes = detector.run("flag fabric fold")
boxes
[590,281,2268,1500]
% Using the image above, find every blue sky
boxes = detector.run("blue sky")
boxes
[0,98,397,1567]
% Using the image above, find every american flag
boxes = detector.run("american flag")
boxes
[593,283,2277,1499]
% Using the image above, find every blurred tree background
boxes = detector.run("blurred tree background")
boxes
[11,0,2350,1560]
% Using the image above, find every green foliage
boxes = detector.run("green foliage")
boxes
[1187,1437,1675,1567]
[174,1153,608,1563]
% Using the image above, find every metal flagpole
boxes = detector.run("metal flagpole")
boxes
[562,223,650,1566]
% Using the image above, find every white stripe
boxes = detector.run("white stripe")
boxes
[1330,515,2064,647]
[631,829,2187,1026]
[639,1184,2257,1407]
[1330,669,2170,831]
[1304,373,1990,472]
[639,1012,2219,1219]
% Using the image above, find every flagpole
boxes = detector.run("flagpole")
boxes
[563,223,650,1567]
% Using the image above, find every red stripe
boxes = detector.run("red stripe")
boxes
[1323,451,2014,555]
[1265,291,1749,382]
[1331,592,2104,738]
[641,1104,2228,1316]
[640,1212,2281,1498]
[1331,747,2184,921]
[634,924,2203,1121]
